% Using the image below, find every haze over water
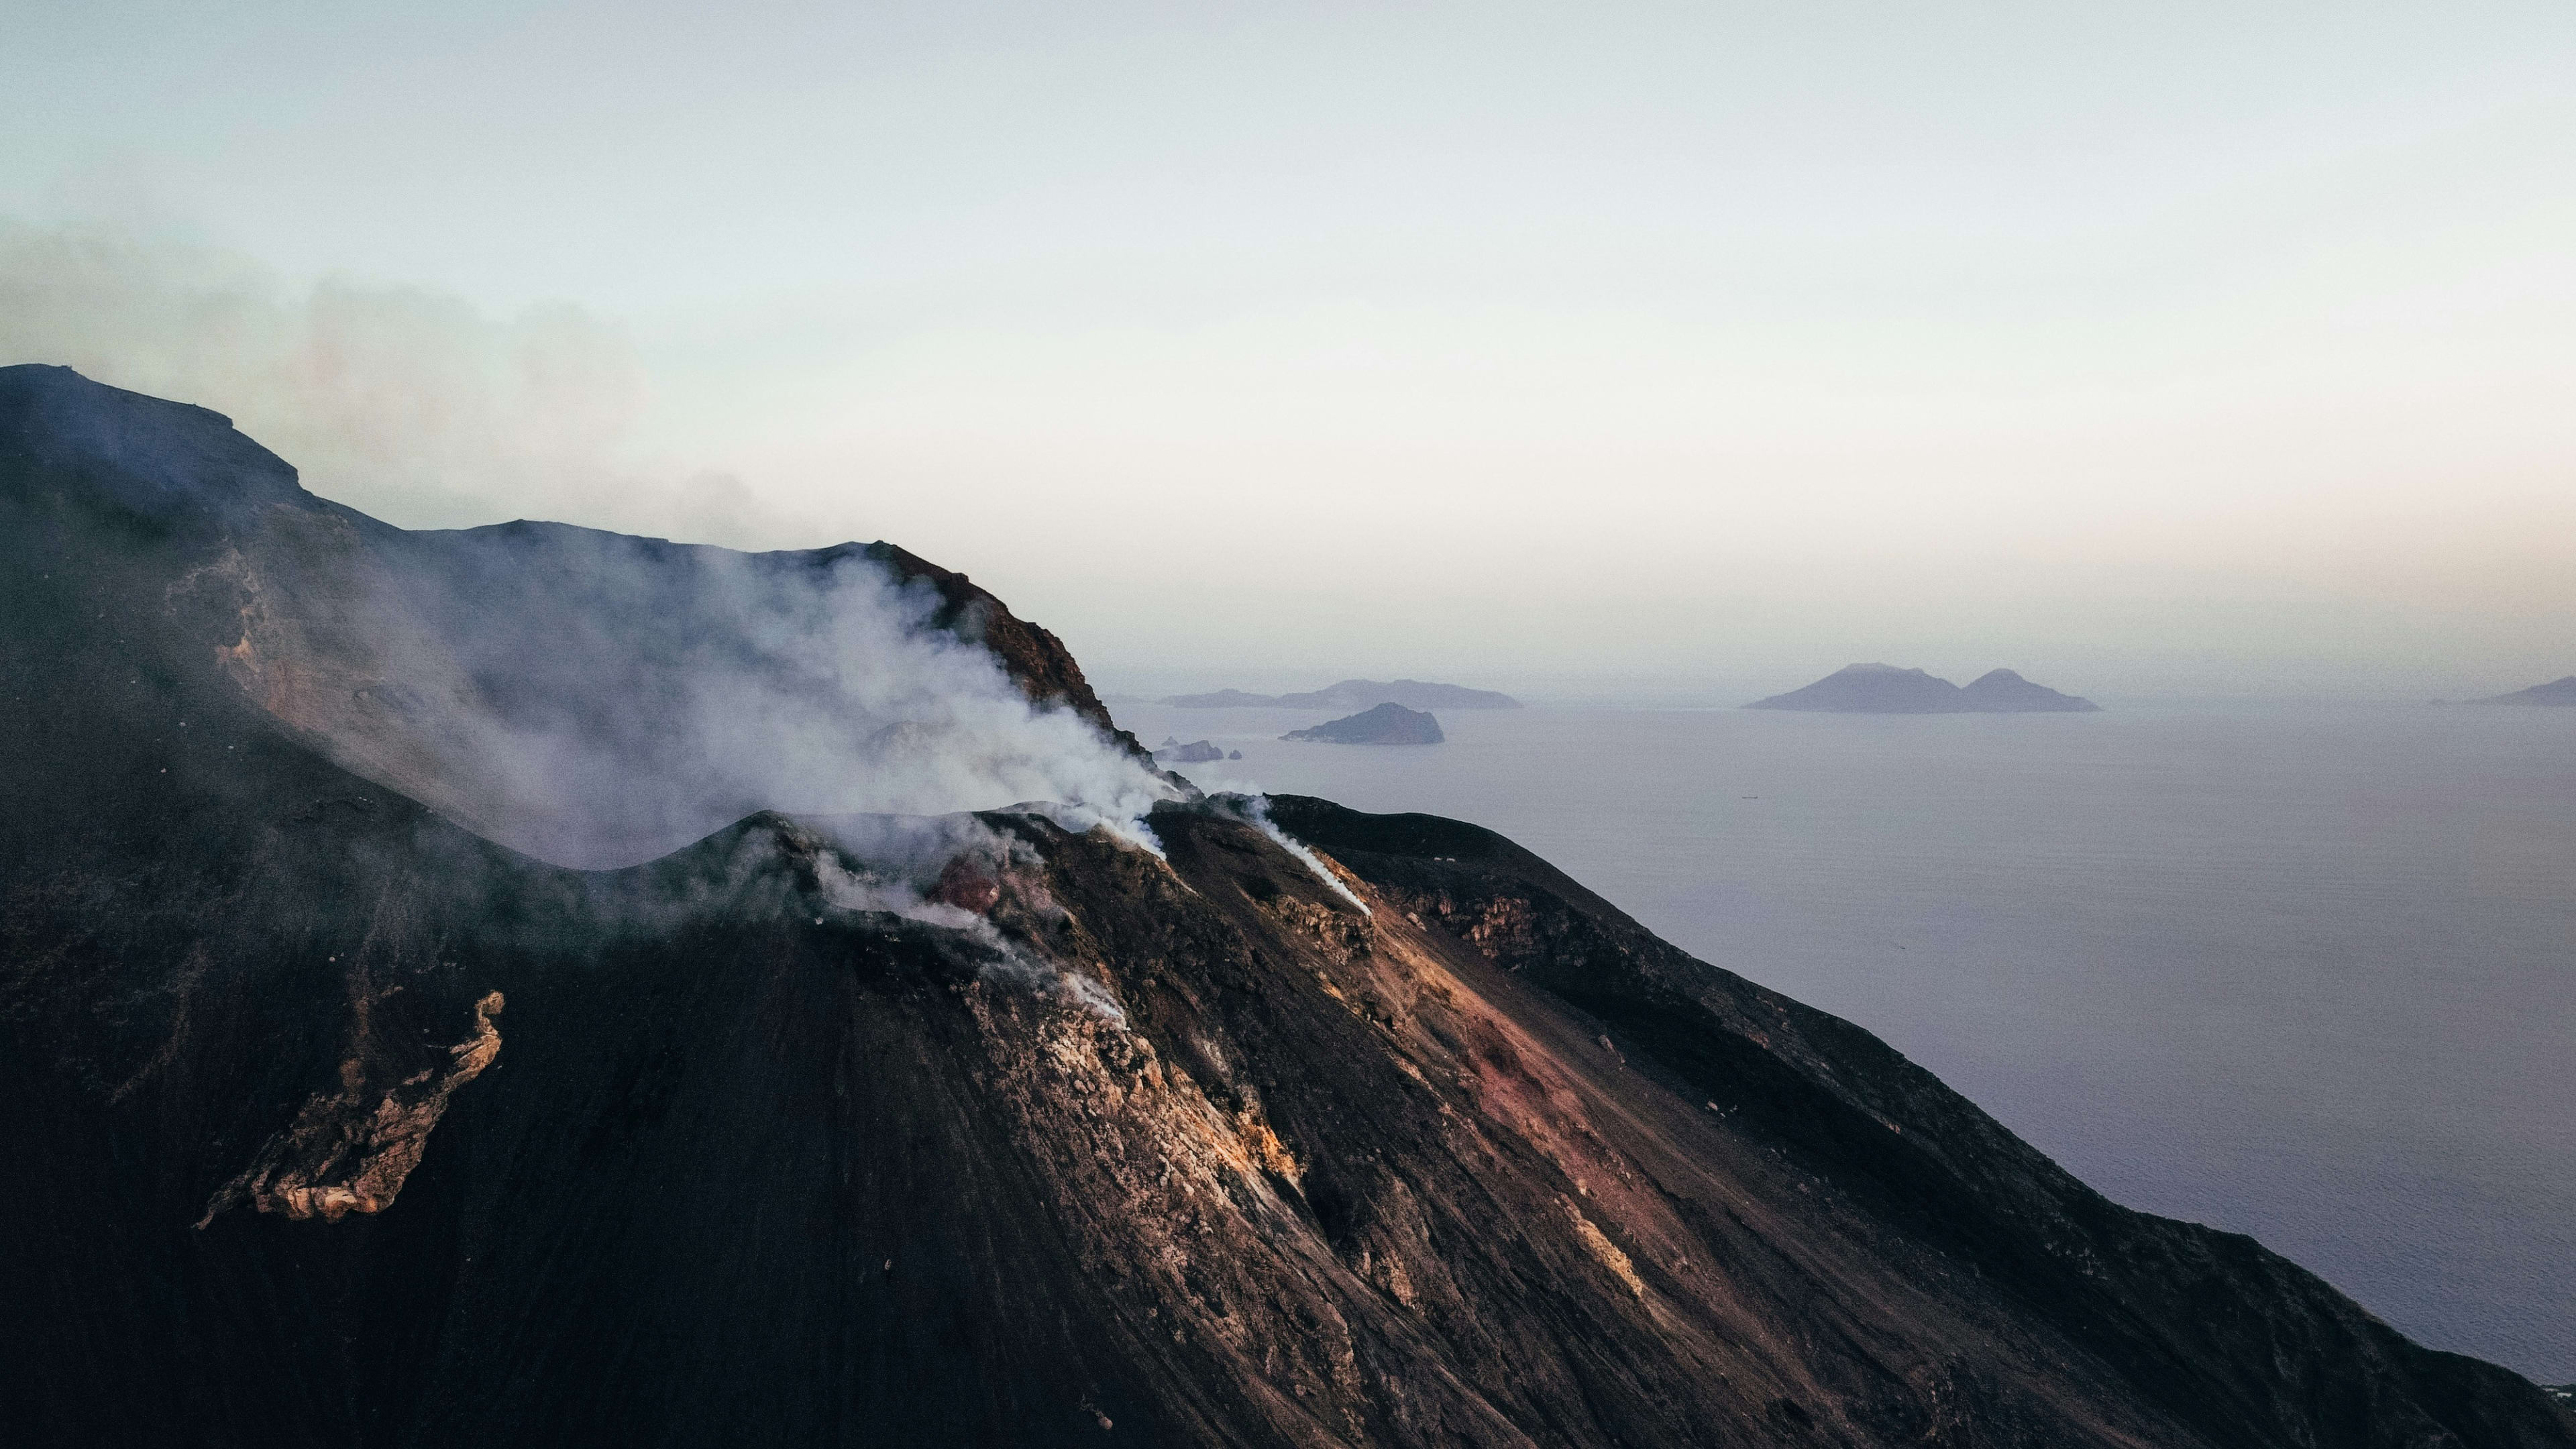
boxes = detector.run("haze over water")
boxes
[1116,697,2576,1381]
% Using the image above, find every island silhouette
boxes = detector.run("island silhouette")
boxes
[1165,678,1518,710]
[2474,676,2576,706]
[1281,702,1446,744]
[1747,663,2101,713]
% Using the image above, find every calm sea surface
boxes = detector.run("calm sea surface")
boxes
[1112,700,2576,1381]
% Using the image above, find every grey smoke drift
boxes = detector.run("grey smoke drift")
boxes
[210,511,1178,868]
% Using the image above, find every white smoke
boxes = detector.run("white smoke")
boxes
[805,816,1130,1027]
[355,532,1178,866]
[810,848,995,940]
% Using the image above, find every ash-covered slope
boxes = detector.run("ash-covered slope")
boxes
[3,366,2567,1449]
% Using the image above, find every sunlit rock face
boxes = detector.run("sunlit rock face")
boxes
[4,366,2570,1448]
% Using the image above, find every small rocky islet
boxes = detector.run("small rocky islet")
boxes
[1280,702,1446,745]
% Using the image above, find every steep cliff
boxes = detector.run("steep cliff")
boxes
[2,366,2566,1448]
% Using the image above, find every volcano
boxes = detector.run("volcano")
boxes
[3,366,2567,1448]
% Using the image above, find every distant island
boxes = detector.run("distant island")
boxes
[1165,678,1519,710]
[1153,737,1229,763]
[1281,702,1446,744]
[1747,663,2101,714]
[2472,675,2576,706]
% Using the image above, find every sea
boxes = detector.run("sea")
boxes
[1108,698,2576,1383]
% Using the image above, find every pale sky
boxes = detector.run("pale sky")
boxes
[5,1,2572,700]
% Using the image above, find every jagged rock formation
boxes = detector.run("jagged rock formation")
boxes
[3,366,2568,1448]
[1749,663,2102,713]
[2474,676,2576,706]
[197,991,504,1226]
[1282,702,1446,745]
[1167,680,1521,710]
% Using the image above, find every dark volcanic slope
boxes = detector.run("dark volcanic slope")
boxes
[4,366,2569,1448]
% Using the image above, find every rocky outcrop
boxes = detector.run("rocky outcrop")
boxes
[198,991,503,1225]
[3,365,2566,1448]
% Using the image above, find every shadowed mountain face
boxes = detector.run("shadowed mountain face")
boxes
[1748,663,2101,714]
[3,366,2568,1449]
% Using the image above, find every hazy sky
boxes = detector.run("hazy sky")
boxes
[5,1,2572,699]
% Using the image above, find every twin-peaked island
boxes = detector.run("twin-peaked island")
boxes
[1748,662,2101,713]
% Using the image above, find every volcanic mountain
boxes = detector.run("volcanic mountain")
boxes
[3,366,2567,1448]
